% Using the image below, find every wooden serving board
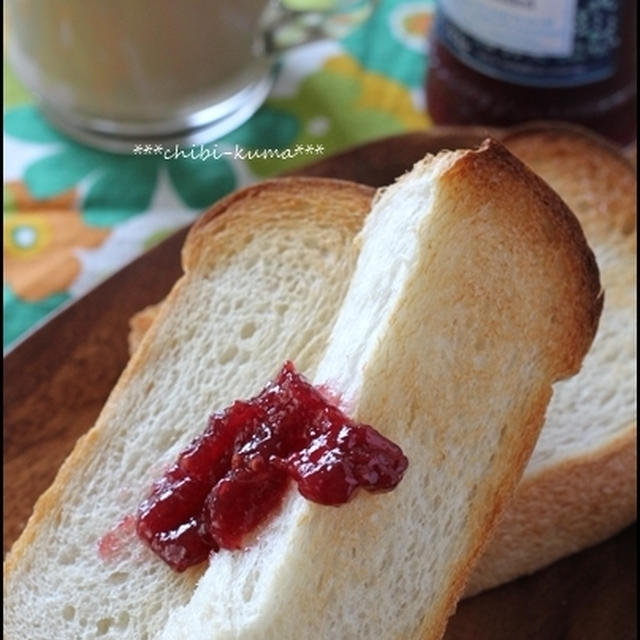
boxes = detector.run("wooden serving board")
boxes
[3,128,636,639]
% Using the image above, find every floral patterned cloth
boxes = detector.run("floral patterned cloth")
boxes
[3,0,434,350]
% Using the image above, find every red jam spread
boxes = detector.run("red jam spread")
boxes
[136,361,408,571]
[99,515,136,561]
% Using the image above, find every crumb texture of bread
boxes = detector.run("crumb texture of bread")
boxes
[2,178,374,640]
[124,128,634,602]
[158,140,601,640]
[466,129,637,594]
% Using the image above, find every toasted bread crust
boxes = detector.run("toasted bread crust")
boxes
[504,124,636,237]
[505,121,635,169]
[183,177,373,272]
[442,139,602,376]
[409,139,602,638]
[460,127,637,594]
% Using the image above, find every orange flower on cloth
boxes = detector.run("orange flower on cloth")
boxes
[4,182,109,301]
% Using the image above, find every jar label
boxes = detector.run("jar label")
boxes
[435,0,620,87]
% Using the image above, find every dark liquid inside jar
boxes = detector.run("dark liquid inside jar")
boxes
[426,2,637,146]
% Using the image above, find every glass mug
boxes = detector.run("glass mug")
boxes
[6,0,372,152]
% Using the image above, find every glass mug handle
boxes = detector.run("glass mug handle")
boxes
[258,0,375,55]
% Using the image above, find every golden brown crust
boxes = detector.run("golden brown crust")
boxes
[503,127,636,314]
[183,177,374,272]
[410,139,602,639]
[459,129,637,595]
[503,125,637,239]
[504,121,634,168]
[442,138,602,377]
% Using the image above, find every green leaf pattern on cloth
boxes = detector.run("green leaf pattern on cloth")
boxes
[3,0,435,349]
[244,53,429,177]
[4,107,239,221]
[342,0,432,88]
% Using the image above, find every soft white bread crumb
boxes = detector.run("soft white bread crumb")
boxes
[126,127,635,601]
[158,140,601,640]
[3,178,373,640]
[4,142,602,639]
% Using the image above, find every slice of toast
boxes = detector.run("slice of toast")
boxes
[3,141,601,639]
[465,125,637,594]
[3,177,374,639]
[157,139,600,639]
[128,126,636,596]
